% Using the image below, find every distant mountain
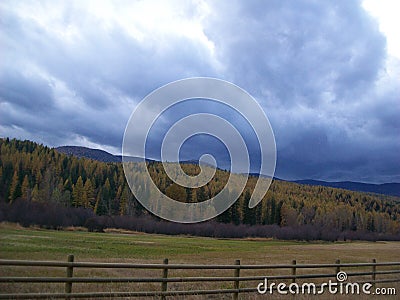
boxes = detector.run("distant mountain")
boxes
[56,146,152,163]
[55,146,399,198]
[293,179,400,198]
[55,147,204,165]
[56,146,121,162]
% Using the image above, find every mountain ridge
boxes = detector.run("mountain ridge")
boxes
[55,145,400,197]
[56,146,149,163]
[292,179,400,198]
[56,146,120,162]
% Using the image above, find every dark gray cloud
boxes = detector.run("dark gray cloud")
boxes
[0,0,398,183]
[202,0,399,183]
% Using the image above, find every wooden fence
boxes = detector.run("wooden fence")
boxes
[0,256,399,299]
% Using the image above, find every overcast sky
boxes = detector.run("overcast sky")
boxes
[1,0,399,183]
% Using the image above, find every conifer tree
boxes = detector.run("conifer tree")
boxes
[32,184,39,201]
[21,175,30,200]
[242,190,255,225]
[119,185,129,215]
[8,170,19,203]
[83,179,94,208]
[72,176,84,207]
[165,183,187,202]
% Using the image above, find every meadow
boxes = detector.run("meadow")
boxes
[1,222,400,264]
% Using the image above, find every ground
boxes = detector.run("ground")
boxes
[0,223,399,299]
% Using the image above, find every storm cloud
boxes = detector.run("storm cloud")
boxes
[0,0,399,183]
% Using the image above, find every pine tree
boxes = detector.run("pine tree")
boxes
[196,186,207,202]
[34,167,42,185]
[83,179,95,208]
[103,178,112,214]
[8,170,20,203]
[21,175,30,200]
[119,186,129,215]
[94,188,101,214]
[186,187,193,203]
[165,183,187,202]
[255,202,262,224]
[133,195,143,216]
[32,184,39,201]
[63,178,72,192]
[72,176,84,207]
[95,189,109,216]
[81,187,88,208]
[242,190,255,225]
[231,196,241,225]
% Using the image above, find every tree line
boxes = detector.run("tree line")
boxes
[0,138,399,240]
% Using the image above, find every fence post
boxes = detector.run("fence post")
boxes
[335,259,340,282]
[161,258,169,300]
[65,254,74,299]
[372,258,376,288]
[291,260,297,284]
[233,259,240,300]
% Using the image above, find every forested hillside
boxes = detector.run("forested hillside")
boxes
[56,146,121,163]
[1,138,399,240]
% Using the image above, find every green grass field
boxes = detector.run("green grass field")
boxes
[1,222,399,264]
[1,223,399,299]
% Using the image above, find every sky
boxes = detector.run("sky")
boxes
[0,0,399,183]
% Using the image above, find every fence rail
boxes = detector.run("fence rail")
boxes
[0,256,399,299]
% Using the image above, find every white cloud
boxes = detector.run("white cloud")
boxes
[362,0,400,59]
